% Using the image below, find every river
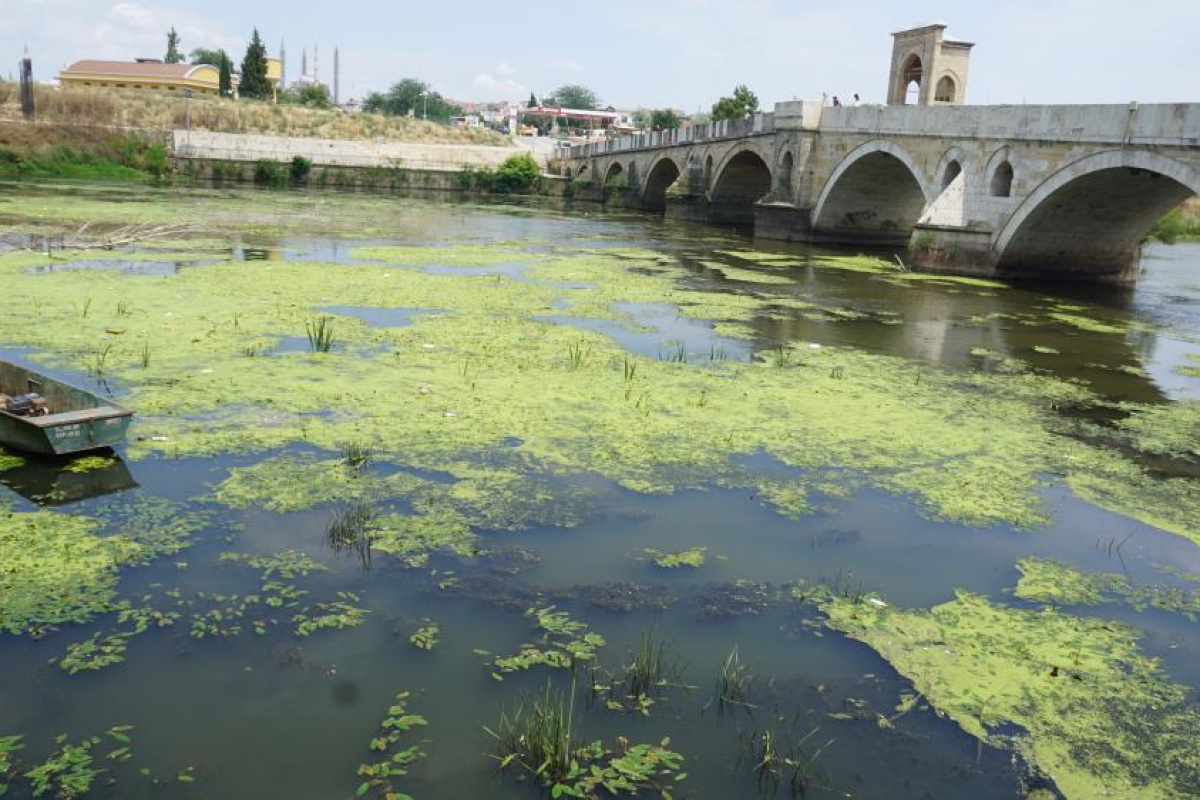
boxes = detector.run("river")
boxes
[0,181,1198,800]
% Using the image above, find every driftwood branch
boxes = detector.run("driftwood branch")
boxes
[2,221,199,254]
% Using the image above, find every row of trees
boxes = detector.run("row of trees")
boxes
[165,27,272,101]
[531,82,759,131]
[363,79,461,122]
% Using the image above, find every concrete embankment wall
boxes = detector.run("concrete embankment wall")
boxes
[172,130,532,171]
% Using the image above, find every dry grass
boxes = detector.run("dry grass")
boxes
[0,81,510,146]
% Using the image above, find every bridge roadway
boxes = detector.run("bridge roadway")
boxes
[553,101,1200,283]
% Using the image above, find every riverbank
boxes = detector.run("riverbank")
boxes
[0,81,507,145]
[0,121,168,181]
[1151,197,1200,242]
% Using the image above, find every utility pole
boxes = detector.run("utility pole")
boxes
[334,47,340,106]
[279,39,286,90]
[19,46,34,121]
[184,88,193,149]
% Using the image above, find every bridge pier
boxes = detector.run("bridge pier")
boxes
[753,203,813,242]
[909,224,998,278]
[662,194,710,224]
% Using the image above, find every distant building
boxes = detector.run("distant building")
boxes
[59,59,223,94]
[59,57,283,100]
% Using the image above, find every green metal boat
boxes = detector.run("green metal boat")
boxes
[0,361,134,455]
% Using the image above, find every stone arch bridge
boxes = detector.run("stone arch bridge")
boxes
[555,101,1200,282]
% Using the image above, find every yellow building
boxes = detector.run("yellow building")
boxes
[60,57,285,100]
[60,60,223,94]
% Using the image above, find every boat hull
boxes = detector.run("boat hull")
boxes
[0,410,133,455]
[1,360,134,455]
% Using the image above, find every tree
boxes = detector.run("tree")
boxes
[218,53,233,97]
[363,79,460,121]
[239,28,272,100]
[710,84,759,122]
[294,84,332,109]
[189,47,228,67]
[547,84,598,111]
[527,92,538,108]
[650,109,682,130]
[165,28,183,64]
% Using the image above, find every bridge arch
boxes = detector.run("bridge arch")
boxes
[642,156,682,211]
[811,139,932,245]
[603,161,624,187]
[709,145,774,226]
[993,149,1200,281]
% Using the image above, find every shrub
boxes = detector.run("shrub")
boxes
[492,153,540,193]
[290,155,312,183]
[253,159,288,187]
[142,144,169,178]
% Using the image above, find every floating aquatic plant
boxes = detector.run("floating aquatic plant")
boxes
[645,547,707,569]
[20,727,132,800]
[57,631,135,674]
[356,691,427,798]
[409,620,439,651]
[491,606,605,678]
[1,735,24,796]
[486,683,685,799]
[819,588,1200,800]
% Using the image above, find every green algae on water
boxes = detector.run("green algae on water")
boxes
[1,199,1199,557]
[821,590,1200,800]
[645,547,707,569]
[1016,558,1200,620]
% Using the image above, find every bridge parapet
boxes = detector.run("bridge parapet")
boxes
[819,102,1200,146]
[568,112,776,158]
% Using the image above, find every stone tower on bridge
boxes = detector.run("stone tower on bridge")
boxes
[887,24,973,106]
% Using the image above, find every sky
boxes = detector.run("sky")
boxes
[2,0,1198,111]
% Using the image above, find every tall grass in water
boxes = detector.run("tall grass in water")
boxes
[340,440,375,474]
[485,683,578,785]
[326,502,375,570]
[567,341,590,370]
[305,316,335,352]
[710,646,756,716]
[739,723,834,799]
